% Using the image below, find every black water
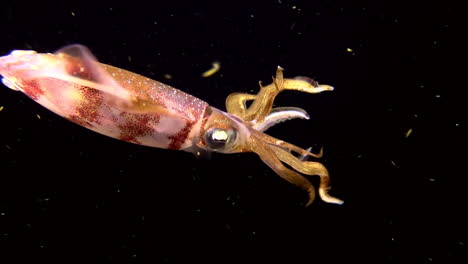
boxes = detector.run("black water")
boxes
[0,2,464,263]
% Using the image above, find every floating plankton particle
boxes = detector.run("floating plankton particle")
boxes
[405,128,413,138]
[202,62,221,77]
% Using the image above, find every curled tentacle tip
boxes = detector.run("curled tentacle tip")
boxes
[318,85,334,91]
[305,187,316,207]
[300,147,323,160]
[319,189,344,205]
[318,147,324,157]
[329,198,344,205]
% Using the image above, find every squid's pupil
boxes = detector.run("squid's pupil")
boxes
[205,128,231,150]
[211,129,228,142]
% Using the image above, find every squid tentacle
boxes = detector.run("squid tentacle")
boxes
[252,141,317,206]
[299,147,323,161]
[270,146,344,205]
[241,66,333,123]
[253,106,309,132]
[225,92,256,118]
[257,131,323,159]
[226,67,332,128]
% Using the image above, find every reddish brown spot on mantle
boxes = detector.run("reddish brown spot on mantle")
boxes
[118,112,160,144]
[75,86,104,125]
[22,80,44,100]
[168,121,194,150]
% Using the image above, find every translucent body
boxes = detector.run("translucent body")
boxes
[0,45,207,149]
[0,45,342,205]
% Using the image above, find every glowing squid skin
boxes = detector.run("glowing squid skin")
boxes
[0,45,343,206]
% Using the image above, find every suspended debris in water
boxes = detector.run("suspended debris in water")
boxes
[202,62,221,77]
[405,128,413,138]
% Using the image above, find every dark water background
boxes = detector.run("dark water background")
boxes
[0,2,464,263]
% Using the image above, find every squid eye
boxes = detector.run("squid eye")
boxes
[204,127,237,150]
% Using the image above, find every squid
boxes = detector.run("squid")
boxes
[0,44,343,206]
